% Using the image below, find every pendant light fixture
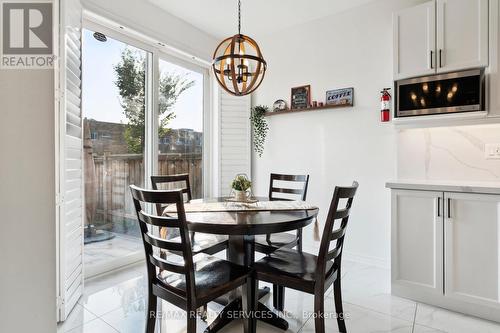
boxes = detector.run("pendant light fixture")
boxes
[212,0,267,96]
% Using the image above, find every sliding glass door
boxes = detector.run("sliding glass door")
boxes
[82,28,149,276]
[81,25,209,277]
[156,58,205,198]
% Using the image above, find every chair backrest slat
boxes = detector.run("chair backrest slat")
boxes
[330,227,347,241]
[326,244,342,261]
[151,174,192,200]
[151,174,192,217]
[333,207,350,220]
[143,233,184,252]
[269,173,310,201]
[149,254,186,275]
[317,181,359,277]
[130,185,196,301]
[271,187,305,195]
[138,211,181,228]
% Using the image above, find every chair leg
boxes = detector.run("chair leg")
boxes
[272,284,278,309]
[297,228,303,252]
[273,285,285,312]
[146,294,157,333]
[187,310,197,333]
[334,277,347,333]
[242,277,257,333]
[314,293,325,333]
[198,304,208,321]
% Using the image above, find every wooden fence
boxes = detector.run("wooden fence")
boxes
[91,153,202,231]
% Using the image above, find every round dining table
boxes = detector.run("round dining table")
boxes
[180,197,319,333]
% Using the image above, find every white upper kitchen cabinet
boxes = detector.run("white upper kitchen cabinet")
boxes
[393,1,436,80]
[436,0,489,73]
[391,190,444,296]
[444,192,500,310]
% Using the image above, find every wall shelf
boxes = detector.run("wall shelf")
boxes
[264,103,352,116]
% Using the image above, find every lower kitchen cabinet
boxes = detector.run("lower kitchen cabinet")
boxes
[391,190,443,296]
[444,192,500,309]
[389,185,500,323]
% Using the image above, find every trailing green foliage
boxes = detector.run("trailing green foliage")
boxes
[250,105,269,157]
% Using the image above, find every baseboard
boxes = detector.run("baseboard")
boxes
[342,251,390,270]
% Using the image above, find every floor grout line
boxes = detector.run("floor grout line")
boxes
[341,300,416,325]
[411,303,418,333]
[65,316,119,333]
[296,312,313,333]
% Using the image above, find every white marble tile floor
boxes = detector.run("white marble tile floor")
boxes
[57,259,500,333]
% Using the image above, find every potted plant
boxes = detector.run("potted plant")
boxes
[231,174,252,202]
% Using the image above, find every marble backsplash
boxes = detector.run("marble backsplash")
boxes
[397,124,500,182]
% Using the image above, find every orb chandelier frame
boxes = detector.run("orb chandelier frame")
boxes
[212,0,267,96]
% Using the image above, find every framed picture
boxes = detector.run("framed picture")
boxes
[291,85,311,109]
[326,88,354,106]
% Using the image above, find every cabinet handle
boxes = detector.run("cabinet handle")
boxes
[437,197,441,217]
[430,50,434,69]
[439,49,443,68]
[447,198,451,219]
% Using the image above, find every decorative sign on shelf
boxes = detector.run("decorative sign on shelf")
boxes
[326,87,354,106]
[291,85,311,109]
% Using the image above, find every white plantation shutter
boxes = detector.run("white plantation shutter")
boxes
[57,0,83,322]
[218,90,251,195]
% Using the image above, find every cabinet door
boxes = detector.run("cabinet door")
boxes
[392,190,444,295]
[437,0,488,72]
[444,193,500,309]
[393,1,436,80]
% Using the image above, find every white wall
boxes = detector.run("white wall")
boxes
[252,0,428,266]
[252,0,500,266]
[0,70,56,332]
[81,0,219,62]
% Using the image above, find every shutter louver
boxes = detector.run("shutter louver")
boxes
[58,0,83,322]
[218,91,251,195]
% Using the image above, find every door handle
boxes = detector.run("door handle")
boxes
[430,50,434,69]
[437,197,441,217]
[439,49,443,68]
[447,198,451,219]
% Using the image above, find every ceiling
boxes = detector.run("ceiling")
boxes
[148,0,374,39]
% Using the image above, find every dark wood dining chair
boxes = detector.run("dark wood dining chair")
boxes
[253,182,359,333]
[130,185,256,333]
[255,173,310,254]
[151,174,228,255]
[254,173,309,311]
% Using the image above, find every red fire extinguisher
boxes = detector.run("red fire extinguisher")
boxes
[380,88,391,122]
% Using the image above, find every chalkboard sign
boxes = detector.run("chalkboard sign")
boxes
[291,85,311,109]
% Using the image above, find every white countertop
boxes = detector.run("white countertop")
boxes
[386,179,500,195]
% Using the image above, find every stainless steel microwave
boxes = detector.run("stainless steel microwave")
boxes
[395,69,484,118]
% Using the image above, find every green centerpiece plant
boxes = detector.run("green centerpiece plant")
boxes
[231,175,252,201]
